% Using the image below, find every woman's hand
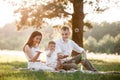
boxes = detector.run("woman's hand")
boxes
[36,51,42,54]
[29,60,40,62]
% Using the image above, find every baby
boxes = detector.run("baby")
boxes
[46,41,60,70]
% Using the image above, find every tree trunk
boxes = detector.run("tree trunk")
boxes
[72,0,84,56]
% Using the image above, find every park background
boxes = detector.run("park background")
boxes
[0,0,120,80]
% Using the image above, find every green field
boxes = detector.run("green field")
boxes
[0,50,120,80]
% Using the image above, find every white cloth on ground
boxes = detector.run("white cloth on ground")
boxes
[25,46,54,71]
[28,62,54,71]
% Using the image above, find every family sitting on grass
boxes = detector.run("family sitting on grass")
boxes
[23,26,97,72]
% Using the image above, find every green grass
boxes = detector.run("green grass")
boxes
[0,60,120,80]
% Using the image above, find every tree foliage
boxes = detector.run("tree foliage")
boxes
[12,0,72,30]
[0,22,120,54]
[3,0,119,53]
[8,0,115,30]
[84,22,120,54]
[84,22,120,40]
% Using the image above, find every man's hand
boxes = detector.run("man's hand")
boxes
[63,55,69,58]
[81,51,87,60]
[58,54,69,59]
[58,54,64,59]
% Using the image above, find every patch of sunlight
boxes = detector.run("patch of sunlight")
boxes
[44,71,54,79]
[0,50,27,63]
[0,50,120,63]
[0,50,47,63]
[87,52,120,63]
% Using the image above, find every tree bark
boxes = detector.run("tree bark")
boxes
[72,0,84,56]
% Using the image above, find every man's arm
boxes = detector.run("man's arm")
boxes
[72,41,87,59]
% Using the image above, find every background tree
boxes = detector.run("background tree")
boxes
[7,0,119,55]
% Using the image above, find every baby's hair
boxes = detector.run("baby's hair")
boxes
[61,26,70,31]
[48,41,56,45]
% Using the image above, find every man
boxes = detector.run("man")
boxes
[55,26,97,71]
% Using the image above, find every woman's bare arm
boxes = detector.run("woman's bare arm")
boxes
[24,45,41,62]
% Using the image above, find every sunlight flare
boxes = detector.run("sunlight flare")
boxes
[0,1,14,27]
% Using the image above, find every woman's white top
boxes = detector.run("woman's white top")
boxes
[25,46,40,61]
[24,46,54,71]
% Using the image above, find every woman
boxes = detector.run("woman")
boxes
[23,31,53,71]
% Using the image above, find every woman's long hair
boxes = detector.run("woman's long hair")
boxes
[23,31,42,51]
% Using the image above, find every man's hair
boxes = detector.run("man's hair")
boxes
[61,26,70,31]
[48,41,56,45]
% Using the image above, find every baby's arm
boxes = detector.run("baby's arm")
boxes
[47,51,54,57]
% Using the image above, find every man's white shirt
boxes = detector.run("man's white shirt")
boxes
[55,38,84,61]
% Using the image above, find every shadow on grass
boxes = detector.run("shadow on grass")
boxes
[1,69,120,80]
[89,59,120,72]
[0,61,120,80]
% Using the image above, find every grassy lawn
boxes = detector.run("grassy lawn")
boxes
[0,50,120,80]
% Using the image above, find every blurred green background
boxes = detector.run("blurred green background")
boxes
[0,21,120,54]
